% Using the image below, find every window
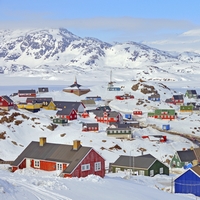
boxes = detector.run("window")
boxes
[139,170,144,175]
[115,168,120,173]
[56,163,62,170]
[94,162,101,171]
[150,169,154,177]
[159,167,163,174]
[81,164,90,171]
[34,160,40,168]
[177,162,180,166]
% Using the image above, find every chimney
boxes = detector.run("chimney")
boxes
[39,137,46,146]
[73,140,81,150]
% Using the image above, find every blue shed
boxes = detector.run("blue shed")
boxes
[162,124,170,130]
[175,166,200,196]
[125,114,132,119]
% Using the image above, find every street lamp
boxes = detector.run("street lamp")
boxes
[129,150,134,178]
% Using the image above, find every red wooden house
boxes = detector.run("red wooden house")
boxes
[81,111,89,118]
[94,110,123,124]
[11,138,105,178]
[115,94,134,100]
[18,90,36,97]
[56,108,77,120]
[82,123,99,132]
[133,110,142,115]
[0,95,14,110]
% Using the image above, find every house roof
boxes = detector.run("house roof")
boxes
[177,149,196,162]
[173,95,184,100]
[38,87,49,92]
[109,122,130,128]
[112,154,157,169]
[27,97,53,103]
[56,108,75,115]
[81,100,96,105]
[94,110,121,118]
[148,94,160,98]
[12,141,92,174]
[193,148,200,160]
[54,101,85,110]
[2,95,13,103]
[191,165,200,176]
[186,90,197,95]
[18,90,36,94]
[82,123,99,128]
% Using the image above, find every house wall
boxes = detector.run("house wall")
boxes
[13,159,68,172]
[175,169,200,196]
[149,160,169,176]
[170,153,186,168]
[64,149,105,178]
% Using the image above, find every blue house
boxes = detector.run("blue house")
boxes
[148,94,160,101]
[125,113,132,119]
[85,96,102,101]
[175,165,200,197]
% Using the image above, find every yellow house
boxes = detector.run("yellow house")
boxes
[42,101,56,110]
[17,103,41,109]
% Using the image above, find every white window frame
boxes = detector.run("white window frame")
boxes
[56,163,63,170]
[81,164,90,171]
[94,162,101,171]
[139,170,144,175]
[34,160,40,168]
[150,169,154,177]
[159,167,163,174]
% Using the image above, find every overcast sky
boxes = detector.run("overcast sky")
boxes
[1,0,200,51]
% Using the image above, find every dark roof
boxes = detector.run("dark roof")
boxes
[82,123,99,128]
[173,95,184,100]
[109,122,130,128]
[94,110,121,118]
[18,90,36,94]
[177,150,196,162]
[2,95,13,103]
[38,87,49,92]
[112,154,157,169]
[148,94,160,98]
[165,98,173,103]
[56,108,75,115]
[12,141,92,174]
[26,97,53,103]
[54,101,84,109]
[186,90,197,94]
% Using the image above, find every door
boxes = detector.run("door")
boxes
[56,163,63,170]
[26,159,31,168]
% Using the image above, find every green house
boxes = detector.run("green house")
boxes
[106,127,132,139]
[148,109,176,120]
[180,105,193,112]
[185,90,197,99]
[170,148,200,168]
[110,154,169,176]
[53,118,68,126]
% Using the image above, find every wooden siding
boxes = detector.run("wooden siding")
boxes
[63,149,105,178]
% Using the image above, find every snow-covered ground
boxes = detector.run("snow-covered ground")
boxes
[0,66,200,199]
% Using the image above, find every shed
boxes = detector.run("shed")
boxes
[162,124,170,130]
[125,113,132,119]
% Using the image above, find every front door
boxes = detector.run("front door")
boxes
[26,159,31,168]
[56,163,63,170]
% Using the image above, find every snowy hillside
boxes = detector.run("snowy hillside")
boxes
[1,28,200,76]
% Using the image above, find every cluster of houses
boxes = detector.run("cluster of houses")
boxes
[2,86,200,197]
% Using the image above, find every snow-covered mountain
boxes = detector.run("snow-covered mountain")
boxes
[1,28,200,74]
